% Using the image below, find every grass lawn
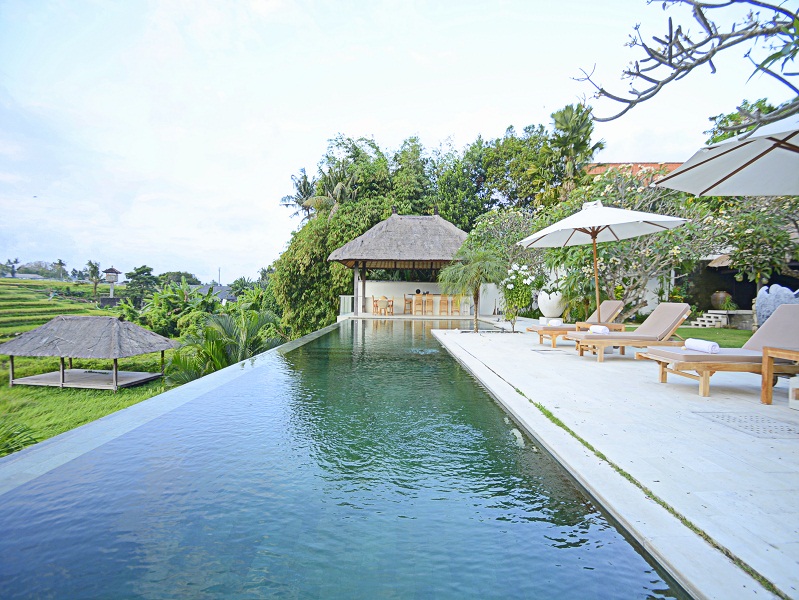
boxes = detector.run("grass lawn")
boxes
[673,326,753,348]
[0,279,175,456]
[624,325,752,348]
[0,352,174,456]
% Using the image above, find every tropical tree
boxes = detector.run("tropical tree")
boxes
[167,310,282,384]
[4,258,19,278]
[439,247,506,332]
[86,260,102,298]
[581,1,799,132]
[433,138,491,232]
[280,168,317,222]
[706,195,799,287]
[159,271,201,286]
[547,104,605,199]
[482,124,550,209]
[135,278,221,337]
[54,259,66,280]
[534,166,716,320]
[389,136,433,214]
[304,159,359,218]
[464,208,541,271]
[705,99,777,143]
[124,265,159,308]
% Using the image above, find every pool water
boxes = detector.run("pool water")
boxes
[0,319,687,598]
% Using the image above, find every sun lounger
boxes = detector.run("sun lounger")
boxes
[636,304,799,397]
[526,300,624,348]
[565,302,691,362]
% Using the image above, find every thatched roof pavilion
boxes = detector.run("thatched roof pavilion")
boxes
[0,315,177,391]
[328,212,467,270]
[328,212,467,315]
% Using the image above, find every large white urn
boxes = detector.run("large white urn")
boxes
[537,290,566,318]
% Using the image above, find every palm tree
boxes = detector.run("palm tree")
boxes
[550,104,605,197]
[303,160,358,219]
[5,258,20,278]
[439,247,506,332]
[280,168,317,222]
[167,310,282,384]
[54,259,66,280]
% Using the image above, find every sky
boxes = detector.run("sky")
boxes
[0,0,792,284]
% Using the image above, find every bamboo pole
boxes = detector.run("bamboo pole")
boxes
[9,355,14,387]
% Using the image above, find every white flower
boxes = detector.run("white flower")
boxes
[507,283,514,289]
[511,263,520,271]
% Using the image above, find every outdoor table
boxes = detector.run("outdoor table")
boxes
[761,346,799,405]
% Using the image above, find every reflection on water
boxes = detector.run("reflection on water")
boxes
[0,319,686,599]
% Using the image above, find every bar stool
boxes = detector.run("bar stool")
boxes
[414,294,424,315]
[404,294,413,314]
[451,295,461,315]
[438,294,449,316]
[424,295,434,315]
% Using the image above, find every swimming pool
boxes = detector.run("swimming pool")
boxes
[0,319,686,598]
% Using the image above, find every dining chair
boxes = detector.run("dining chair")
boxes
[387,297,394,316]
[372,296,379,314]
[377,297,388,316]
[438,294,449,316]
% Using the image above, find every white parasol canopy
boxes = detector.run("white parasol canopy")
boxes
[517,200,687,321]
[653,115,799,196]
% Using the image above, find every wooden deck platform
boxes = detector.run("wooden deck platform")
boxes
[10,369,163,391]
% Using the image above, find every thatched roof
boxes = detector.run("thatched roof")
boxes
[328,213,467,269]
[0,316,177,359]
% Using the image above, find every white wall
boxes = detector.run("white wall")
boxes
[354,281,501,316]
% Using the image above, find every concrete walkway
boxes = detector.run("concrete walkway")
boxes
[433,318,799,600]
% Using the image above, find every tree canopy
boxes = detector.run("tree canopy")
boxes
[582,1,799,133]
[271,109,603,338]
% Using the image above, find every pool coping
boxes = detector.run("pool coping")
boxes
[431,325,784,600]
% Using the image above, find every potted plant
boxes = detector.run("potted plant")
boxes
[711,290,733,310]
[537,281,566,319]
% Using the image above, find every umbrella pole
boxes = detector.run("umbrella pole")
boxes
[592,236,601,323]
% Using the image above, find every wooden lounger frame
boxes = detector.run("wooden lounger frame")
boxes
[636,351,799,398]
[570,311,689,363]
[528,322,626,348]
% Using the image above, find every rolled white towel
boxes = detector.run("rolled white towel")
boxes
[548,318,563,327]
[589,325,610,334]
[684,338,720,354]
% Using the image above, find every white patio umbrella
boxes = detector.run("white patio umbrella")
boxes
[517,200,687,321]
[653,115,799,196]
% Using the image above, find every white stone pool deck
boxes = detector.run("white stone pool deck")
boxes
[433,319,799,600]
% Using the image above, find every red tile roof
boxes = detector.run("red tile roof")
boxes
[584,162,683,176]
